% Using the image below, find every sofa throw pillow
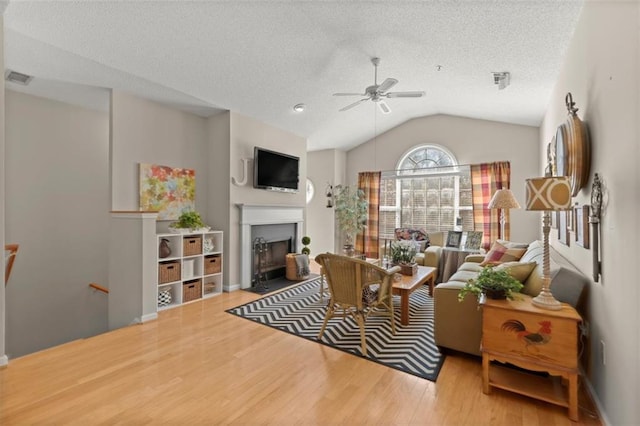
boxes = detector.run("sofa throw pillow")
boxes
[496,239,530,249]
[495,261,537,283]
[394,228,430,249]
[479,241,527,266]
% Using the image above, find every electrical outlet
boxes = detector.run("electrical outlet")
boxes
[579,321,589,337]
[600,340,606,366]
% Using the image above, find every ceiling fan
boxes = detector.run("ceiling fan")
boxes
[333,57,425,114]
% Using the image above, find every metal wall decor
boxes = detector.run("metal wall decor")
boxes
[589,173,603,282]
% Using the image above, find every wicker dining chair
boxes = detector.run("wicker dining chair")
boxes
[315,252,400,356]
[5,244,19,286]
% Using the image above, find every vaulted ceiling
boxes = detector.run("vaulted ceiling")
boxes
[3,1,584,151]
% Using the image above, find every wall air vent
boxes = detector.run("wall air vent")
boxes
[5,70,34,85]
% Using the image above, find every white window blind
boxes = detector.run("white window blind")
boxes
[379,145,472,240]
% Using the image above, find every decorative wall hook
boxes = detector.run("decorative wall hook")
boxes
[325,183,334,208]
[589,173,603,282]
[232,158,250,186]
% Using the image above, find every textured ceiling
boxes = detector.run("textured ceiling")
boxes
[3,1,584,151]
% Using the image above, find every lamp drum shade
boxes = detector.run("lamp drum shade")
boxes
[488,189,521,209]
[525,177,572,211]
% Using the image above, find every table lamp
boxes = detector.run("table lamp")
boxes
[525,176,572,310]
[488,188,521,239]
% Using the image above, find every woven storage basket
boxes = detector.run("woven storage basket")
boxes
[203,282,217,295]
[182,279,202,303]
[286,253,309,281]
[183,236,202,256]
[204,254,222,275]
[159,261,181,284]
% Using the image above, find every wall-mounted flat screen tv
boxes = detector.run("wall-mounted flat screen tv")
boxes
[253,147,299,193]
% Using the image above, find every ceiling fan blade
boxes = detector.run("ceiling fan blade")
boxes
[339,98,368,112]
[333,92,365,96]
[378,100,391,114]
[386,91,426,98]
[377,78,398,93]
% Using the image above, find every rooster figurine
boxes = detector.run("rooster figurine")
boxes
[501,320,552,350]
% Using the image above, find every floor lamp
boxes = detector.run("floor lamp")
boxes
[525,176,572,310]
[488,188,521,240]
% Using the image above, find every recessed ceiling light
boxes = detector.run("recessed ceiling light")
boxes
[293,103,306,112]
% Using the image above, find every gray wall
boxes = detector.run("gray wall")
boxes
[539,2,640,424]
[306,149,346,255]
[0,15,7,366]
[110,90,210,215]
[5,90,110,358]
[348,114,540,244]
[226,112,307,287]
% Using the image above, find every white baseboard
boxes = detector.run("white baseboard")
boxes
[580,367,611,426]
[225,283,241,292]
[141,313,158,323]
[0,354,8,367]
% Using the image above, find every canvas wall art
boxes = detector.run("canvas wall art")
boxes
[139,163,195,220]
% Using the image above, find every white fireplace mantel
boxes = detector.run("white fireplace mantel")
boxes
[237,204,304,289]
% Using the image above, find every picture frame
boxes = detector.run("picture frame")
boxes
[463,231,483,250]
[446,231,463,248]
[575,205,590,249]
[566,205,574,232]
[558,210,570,246]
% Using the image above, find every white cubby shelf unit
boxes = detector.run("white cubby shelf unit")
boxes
[156,230,223,310]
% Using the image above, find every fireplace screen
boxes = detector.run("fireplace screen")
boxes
[252,238,292,286]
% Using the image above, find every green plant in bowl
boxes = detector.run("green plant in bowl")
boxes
[169,210,208,231]
[458,265,523,302]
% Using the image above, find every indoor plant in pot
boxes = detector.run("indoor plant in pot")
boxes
[301,236,311,255]
[458,265,523,302]
[390,239,418,275]
[333,185,368,256]
[169,210,210,233]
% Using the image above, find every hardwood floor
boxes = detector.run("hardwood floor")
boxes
[0,287,602,425]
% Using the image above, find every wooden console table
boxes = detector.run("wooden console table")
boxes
[481,294,582,421]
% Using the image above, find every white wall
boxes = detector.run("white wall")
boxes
[110,90,210,215]
[5,90,110,358]
[227,112,307,287]
[346,114,540,244]
[540,2,639,424]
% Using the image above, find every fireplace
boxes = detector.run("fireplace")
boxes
[252,237,292,285]
[238,204,304,289]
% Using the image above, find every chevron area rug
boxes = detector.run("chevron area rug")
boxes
[226,277,445,381]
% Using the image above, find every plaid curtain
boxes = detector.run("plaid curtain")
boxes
[470,162,511,250]
[356,171,381,258]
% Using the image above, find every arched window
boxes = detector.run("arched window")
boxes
[397,145,457,173]
[379,144,472,238]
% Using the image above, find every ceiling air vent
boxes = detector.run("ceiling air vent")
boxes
[5,70,34,85]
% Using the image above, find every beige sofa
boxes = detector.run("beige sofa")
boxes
[433,240,588,356]
[414,231,445,269]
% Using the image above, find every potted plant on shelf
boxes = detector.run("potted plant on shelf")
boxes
[333,185,368,257]
[458,265,523,302]
[169,210,210,233]
[390,240,418,275]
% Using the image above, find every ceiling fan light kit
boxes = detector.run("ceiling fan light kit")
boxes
[334,57,425,114]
